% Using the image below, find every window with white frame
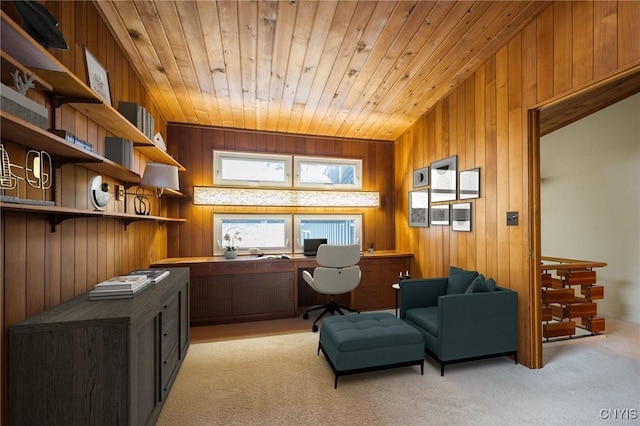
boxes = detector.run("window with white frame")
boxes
[214,150,291,187]
[294,155,362,189]
[214,214,292,255]
[293,214,362,253]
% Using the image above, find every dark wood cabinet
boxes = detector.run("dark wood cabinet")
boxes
[353,257,410,310]
[8,267,190,426]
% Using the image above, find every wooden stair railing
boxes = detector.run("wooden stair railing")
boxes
[540,257,607,340]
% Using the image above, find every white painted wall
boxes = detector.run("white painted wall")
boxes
[541,93,640,325]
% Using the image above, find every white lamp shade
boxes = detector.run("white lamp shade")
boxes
[141,163,179,190]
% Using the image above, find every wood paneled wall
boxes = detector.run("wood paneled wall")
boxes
[1,2,170,420]
[165,124,396,257]
[394,1,640,369]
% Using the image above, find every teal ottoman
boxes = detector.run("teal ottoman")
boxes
[318,312,424,388]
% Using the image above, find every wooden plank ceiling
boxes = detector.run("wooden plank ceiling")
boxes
[95,0,551,141]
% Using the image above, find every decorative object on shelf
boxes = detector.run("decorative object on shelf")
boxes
[133,187,150,216]
[1,143,55,205]
[89,175,110,211]
[224,249,238,259]
[0,142,24,192]
[223,228,242,259]
[12,0,68,50]
[11,69,35,94]
[83,46,111,105]
[451,202,472,232]
[409,190,429,227]
[430,204,450,226]
[153,132,167,151]
[48,129,93,152]
[430,155,458,202]
[105,137,133,169]
[1,80,47,129]
[413,166,429,188]
[459,168,480,199]
[25,149,52,200]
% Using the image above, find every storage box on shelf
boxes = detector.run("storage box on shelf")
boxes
[0,11,186,230]
[1,82,47,128]
[540,257,607,340]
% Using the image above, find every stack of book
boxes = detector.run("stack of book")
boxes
[88,269,170,300]
[118,101,156,140]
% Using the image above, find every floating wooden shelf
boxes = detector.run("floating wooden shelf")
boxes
[0,11,184,171]
[0,11,187,231]
[1,111,142,183]
[0,202,185,232]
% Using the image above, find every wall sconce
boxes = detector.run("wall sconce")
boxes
[141,163,180,196]
[140,163,180,215]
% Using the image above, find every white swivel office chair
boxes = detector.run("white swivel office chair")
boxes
[302,244,361,332]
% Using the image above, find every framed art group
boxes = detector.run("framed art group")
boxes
[410,155,480,231]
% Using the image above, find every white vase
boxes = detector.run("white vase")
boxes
[224,250,238,259]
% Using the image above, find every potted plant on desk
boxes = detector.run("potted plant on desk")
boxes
[223,229,242,259]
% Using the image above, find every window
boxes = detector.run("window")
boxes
[214,214,292,255]
[293,214,362,253]
[213,151,363,190]
[294,156,362,189]
[214,150,291,187]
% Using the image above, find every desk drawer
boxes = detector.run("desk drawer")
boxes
[162,292,180,354]
[212,262,255,275]
[162,317,179,354]
[161,342,179,400]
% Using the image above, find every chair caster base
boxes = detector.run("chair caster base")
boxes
[312,324,319,333]
[303,313,309,320]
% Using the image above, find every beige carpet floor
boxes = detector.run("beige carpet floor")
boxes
[157,317,639,426]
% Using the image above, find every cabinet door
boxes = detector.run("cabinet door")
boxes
[378,259,410,308]
[130,313,160,426]
[354,260,381,309]
[352,258,410,310]
[9,322,129,425]
[179,280,190,359]
[160,289,181,402]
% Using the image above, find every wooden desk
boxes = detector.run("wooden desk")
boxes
[152,251,412,325]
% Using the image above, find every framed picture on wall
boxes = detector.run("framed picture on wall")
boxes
[459,168,480,199]
[430,204,450,226]
[413,167,429,188]
[409,190,429,227]
[430,155,457,202]
[452,202,472,231]
[83,46,112,106]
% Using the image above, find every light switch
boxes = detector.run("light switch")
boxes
[116,184,125,201]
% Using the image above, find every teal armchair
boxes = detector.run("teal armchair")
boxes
[400,272,518,376]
